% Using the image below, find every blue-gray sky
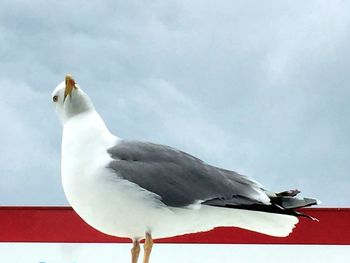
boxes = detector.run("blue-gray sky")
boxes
[0,0,349,206]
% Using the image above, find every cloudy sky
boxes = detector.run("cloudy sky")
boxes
[0,0,349,206]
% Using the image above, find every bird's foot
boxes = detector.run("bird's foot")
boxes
[143,233,153,263]
[131,240,140,263]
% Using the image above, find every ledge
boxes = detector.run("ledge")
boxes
[0,207,349,244]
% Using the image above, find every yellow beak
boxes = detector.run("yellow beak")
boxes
[64,74,77,101]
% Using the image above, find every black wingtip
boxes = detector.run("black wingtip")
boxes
[294,210,319,221]
[276,189,301,197]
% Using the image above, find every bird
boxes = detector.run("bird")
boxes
[52,74,318,263]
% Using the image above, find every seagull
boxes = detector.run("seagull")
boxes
[52,74,318,263]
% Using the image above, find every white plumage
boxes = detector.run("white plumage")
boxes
[61,109,298,239]
[52,75,316,263]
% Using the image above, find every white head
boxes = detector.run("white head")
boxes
[52,74,94,125]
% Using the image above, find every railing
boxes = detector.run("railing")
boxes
[0,207,349,244]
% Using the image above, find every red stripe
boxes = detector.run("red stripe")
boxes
[0,207,349,244]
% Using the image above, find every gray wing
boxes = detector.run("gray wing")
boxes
[107,140,270,208]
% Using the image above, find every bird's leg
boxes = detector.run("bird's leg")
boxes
[131,239,141,263]
[142,233,153,263]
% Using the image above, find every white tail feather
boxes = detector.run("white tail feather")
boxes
[228,209,299,237]
[196,206,299,237]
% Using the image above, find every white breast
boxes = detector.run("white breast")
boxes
[61,111,171,239]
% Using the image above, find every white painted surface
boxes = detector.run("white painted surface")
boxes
[0,243,349,263]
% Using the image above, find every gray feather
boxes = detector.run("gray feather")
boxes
[107,140,268,208]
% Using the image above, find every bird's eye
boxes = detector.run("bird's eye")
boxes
[53,95,58,102]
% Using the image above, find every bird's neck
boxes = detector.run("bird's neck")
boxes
[62,110,118,153]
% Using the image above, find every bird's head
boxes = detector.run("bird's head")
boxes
[52,74,94,125]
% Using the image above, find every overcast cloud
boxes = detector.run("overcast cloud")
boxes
[0,0,349,206]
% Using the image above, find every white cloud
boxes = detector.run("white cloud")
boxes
[0,0,349,205]
[0,80,65,204]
